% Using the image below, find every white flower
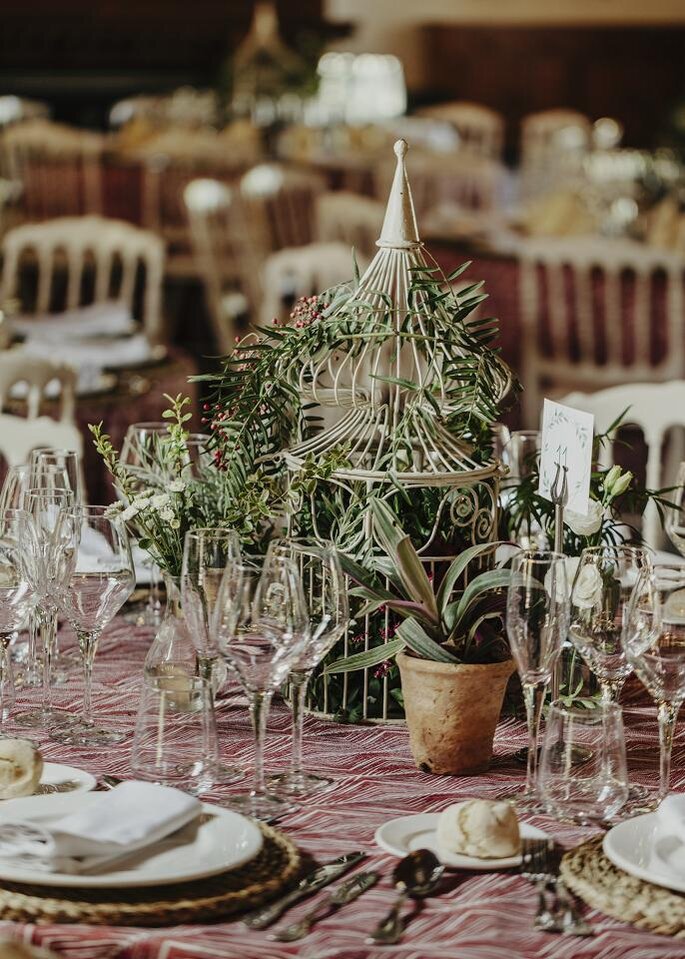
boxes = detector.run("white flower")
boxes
[160,507,175,522]
[564,500,603,537]
[168,479,186,493]
[571,564,604,609]
[104,502,123,518]
[170,518,181,530]
[150,493,171,511]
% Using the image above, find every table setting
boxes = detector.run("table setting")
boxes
[0,137,685,959]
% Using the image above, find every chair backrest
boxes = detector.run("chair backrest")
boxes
[0,351,77,423]
[0,412,83,469]
[239,163,325,253]
[0,97,50,127]
[1,119,104,218]
[259,242,360,326]
[184,178,260,352]
[562,381,685,548]
[1,215,166,344]
[417,101,504,159]
[520,109,592,199]
[519,237,685,428]
[314,192,384,261]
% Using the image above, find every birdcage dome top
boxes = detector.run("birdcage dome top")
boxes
[282,138,507,487]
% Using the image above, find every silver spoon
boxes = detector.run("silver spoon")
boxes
[367,849,445,945]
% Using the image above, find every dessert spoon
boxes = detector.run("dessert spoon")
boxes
[367,849,444,945]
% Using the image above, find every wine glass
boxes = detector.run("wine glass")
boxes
[0,465,29,511]
[52,506,135,746]
[0,509,35,727]
[502,431,546,548]
[29,449,83,503]
[0,466,36,681]
[213,558,309,820]
[15,488,77,729]
[264,537,348,798]
[538,701,629,824]
[569,546,652,703]
[181,528,243,784]
[625,564,685,808]
[505,550,569,810]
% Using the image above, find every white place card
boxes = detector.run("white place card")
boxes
[537,399,594,516]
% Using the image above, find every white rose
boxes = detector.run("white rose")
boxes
[571,564,604,609]
[564,500,603,537]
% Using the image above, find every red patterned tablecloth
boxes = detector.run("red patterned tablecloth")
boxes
[0,619,683,959]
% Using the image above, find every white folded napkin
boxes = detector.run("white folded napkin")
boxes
[650,794,685,878]
[0,781,201,874]
[22,332,152,371]
[11,302,135,341]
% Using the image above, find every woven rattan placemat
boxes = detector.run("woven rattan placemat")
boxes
[0,822,301,926]
[561,836,685,937]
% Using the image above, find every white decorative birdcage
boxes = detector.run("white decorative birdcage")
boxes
[282,139,510,722]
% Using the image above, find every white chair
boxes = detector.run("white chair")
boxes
[259,242,360,326]
[1,215,166,344]
[518,237,685,429]
[184,178,263,353]
[0,119,104,219]
[315,192,384,261]
[0,97,50,127]
[417,101,504,159]
[239,163,325,253]
[0,351,77,423]
[0,413,83,469]
[520,109,592,200]
[562,381,685,549]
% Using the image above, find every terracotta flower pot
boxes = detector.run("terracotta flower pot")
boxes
[397,652,515,775]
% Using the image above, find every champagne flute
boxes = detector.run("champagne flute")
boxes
[625,564,685,808]
[505,550,569,810]
[569,546,652,703]
[264,537,348,797]
[0,467,37,683]
[213,558,309,820]
[15,488,77,729]
[181,528,243,784]
[0,465,29,511]
[29,449,83,503]
[0,509,36,726]
[52,507,135,745]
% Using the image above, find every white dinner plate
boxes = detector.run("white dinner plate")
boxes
[34,763,97,796]
[375,812,547,870]
[603,813,685,894]
[0,792,263,888]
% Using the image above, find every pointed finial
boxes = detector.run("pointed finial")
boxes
[377,138,421,249]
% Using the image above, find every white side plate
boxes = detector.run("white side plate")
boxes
[375,812,547,870]
[35,763,97,796]
[603,813,685,894]
[0,792,263,888]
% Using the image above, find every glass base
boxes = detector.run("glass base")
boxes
[621,787,661,817]
[223,790,297,822]
[497,788,547,814]
[176,759,244,787]
[267,771,333,799]
[15,707,71,729]
[51,722,127,746]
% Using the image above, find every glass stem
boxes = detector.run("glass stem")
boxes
[0,634,11,731]
[198,655,216,765]
[41,610,57,715]
[77,630,100,727]
[522,681,546,795]
[249,690,273,799]
[290,669,310,779]
[657,701,679,801]
[27,609,39,682]
[600,679,624,704]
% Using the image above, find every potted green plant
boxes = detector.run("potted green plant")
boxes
[326,500,515,775]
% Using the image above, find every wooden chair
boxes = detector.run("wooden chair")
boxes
[259,242,361,326]
[417,101,504,159]
[184,178,260,353]
[315,191,384,260]
[518,237,685,430]
[1,215,166,344]
[0,119,104,220]
[239,163,325,253]
[562,381,685,548]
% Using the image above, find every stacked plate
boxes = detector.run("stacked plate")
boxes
[604,813,685,893]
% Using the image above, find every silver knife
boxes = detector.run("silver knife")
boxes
[243,852,366,929]
[271,870,380,942]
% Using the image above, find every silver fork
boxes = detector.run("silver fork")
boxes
[520,838,592,937]
[520,838,560,932]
